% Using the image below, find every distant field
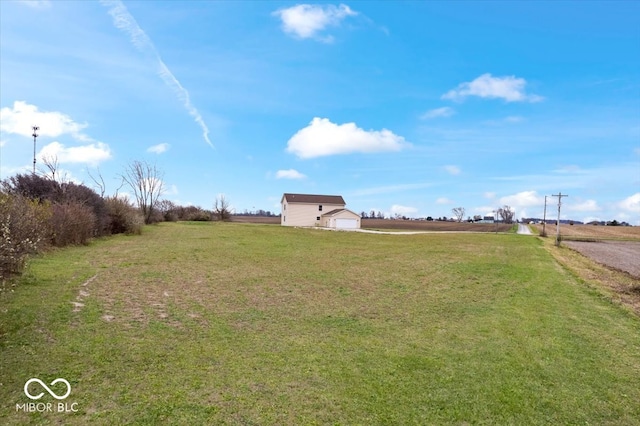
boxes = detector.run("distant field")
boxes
[1,223,639,425]
[361,218,513,232]
[532,223,640,241]
[232,215,514,232]
[231,215,280,224]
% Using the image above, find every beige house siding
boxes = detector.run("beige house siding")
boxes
[320,209,361,229]
[281,199,345,227]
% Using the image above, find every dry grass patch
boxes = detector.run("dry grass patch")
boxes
[533,223,640,241]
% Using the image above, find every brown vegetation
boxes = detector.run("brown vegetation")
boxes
[533,223,640,241]
[360,218,513,232]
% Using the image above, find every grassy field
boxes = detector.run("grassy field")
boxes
[1,222,640,425]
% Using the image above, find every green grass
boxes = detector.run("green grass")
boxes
[1,222,639,425]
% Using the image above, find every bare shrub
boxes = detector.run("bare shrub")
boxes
[0,193,51,278]
[157,200,178,222]
[186,208,211,221]
[50,202,96,247]
[62,182,109,236]
[105,196,144,235]
[213,195,232,221]
[3,173,109,236]
[120,161,165,224]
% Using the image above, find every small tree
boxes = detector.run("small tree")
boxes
[120,160,165,224]
[452,207,465,222]
[213,194,232,221]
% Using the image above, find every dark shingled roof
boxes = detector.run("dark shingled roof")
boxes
[282,193,346,205]
[322,208,346,216]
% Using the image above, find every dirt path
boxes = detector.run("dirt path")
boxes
[517,224,533,235]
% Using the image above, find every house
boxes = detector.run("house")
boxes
[280,193,361,229]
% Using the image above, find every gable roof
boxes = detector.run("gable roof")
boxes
[321,208,360,217]
[282,193,345,205]
[322,208,346,216]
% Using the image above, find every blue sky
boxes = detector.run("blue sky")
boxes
[1,0,639,223]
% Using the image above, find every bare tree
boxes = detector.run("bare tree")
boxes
[41,155,59,181]
[40,155,71,185]
[452,207,465,222]
[213,194,232,221]
[87,167,107,198]
[120,160,165,224]
[497,205,515,224]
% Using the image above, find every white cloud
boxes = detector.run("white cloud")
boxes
[147,143,170,154]
[499,191,544,208]
[100,0,213,148]
[420,107,455,120]
[38,141,112,166]
[436,197,453,205]
[272,3,357,42]
[444,165,461,175]
[442,73,543,103]
[568,199,600,212]
[165,184,179,195]
[484,192,497,200]
[1,101,89,140]
[1,102,113,166]
[391,204,418,217]
[617,193,640,213]
[286,117,408,159]
[275,169,307,179]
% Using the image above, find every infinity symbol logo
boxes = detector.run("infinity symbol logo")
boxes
[24,378,71,400]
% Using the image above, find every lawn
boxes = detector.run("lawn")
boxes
[1,222,639,425]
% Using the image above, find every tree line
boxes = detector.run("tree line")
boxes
[358,206,516,223]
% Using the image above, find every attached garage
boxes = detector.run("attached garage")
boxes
[321,208,361,230]
[336,218,359,229]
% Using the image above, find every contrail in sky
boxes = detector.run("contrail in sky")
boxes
[100,0,213,148]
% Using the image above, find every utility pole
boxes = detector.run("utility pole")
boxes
[32,126,40,174]
[551,192,568,246]
[542,196,548,236]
